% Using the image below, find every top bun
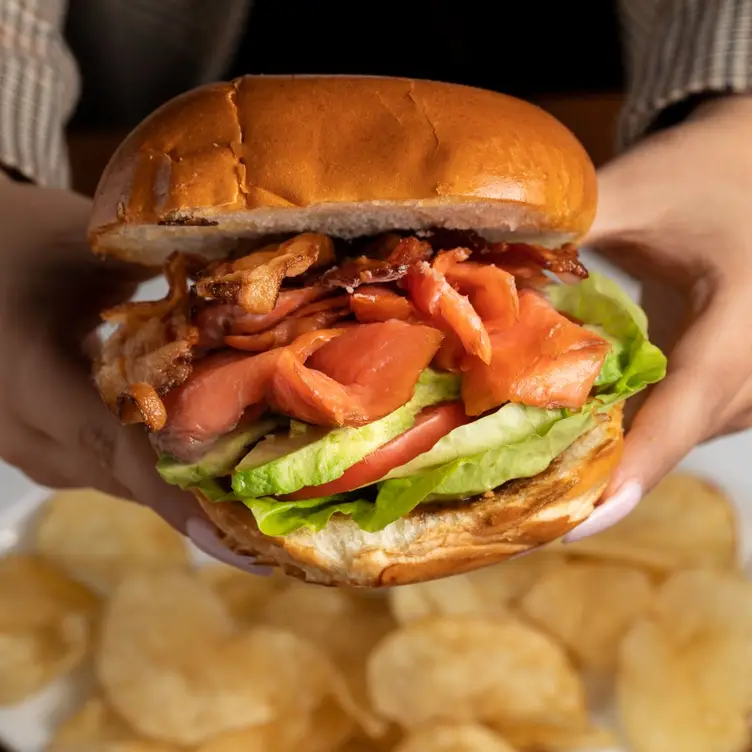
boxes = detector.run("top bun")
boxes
[88,75,597,267]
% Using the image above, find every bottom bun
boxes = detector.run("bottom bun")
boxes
[197,405,623,587]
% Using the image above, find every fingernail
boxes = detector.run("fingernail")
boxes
[186,517,272,576]
[562,481,642,543]
[508,547,538,561]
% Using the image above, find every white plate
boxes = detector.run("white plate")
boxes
[0,486,217,752]
[2,435,752,752]
[2,254,751,751]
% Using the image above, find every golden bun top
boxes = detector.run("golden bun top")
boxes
[88,75,598,266]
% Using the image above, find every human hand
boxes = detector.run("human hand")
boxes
[565,95,752,541]
[0,177,265,572]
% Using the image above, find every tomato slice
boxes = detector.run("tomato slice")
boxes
[281,402,470,500]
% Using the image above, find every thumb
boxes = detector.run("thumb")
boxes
[564,290,748,542]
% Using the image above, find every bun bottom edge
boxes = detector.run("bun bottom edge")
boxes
[196,405,624,587]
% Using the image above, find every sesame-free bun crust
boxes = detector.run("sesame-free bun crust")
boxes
[89,75,597,266]
[196,405,622,588]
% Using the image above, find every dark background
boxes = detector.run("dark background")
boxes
[227,0,624,97]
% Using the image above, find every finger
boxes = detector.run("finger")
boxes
[565,292,752,542]
[113,425,207,534]
[1,417,133,497]
[21,335,204,534]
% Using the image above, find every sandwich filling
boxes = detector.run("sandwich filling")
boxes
[95,230,666,536]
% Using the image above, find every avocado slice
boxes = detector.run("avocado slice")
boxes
[231,369,460,498]
[156,418,281,489]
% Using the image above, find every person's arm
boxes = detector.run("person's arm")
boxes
[0,0,78,186]
[616,0,752,147]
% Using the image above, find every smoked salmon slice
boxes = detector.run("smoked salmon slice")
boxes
[445,262,519,326]
[350,286,417,322]
[270,320,444,427]
[156,331,343,459]
[462,290,611,415]
[402,261,492,364]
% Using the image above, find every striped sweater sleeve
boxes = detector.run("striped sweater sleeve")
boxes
[0,0,79,187]
[617,0,752,148]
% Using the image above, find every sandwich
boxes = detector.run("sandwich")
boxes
[89,75,667,587]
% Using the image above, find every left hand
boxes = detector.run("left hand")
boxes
[564,95,752,541]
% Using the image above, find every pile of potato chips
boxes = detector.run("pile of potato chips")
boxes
[0,472,750,752]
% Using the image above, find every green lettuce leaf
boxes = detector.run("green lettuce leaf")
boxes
[244,409,595,535]
[546,272,667,406]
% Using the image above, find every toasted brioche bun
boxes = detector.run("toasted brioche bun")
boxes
[88,75,597,266]
[196,405,622,587]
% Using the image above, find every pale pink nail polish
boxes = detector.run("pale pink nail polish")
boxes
[187,517,272,575]
[508,549,535,561]
[562,481,642,543]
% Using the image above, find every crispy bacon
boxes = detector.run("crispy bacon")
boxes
[94,253,198,428]
[426,229,492,254]
[194,285,331,349]
[225,297,350,352]
[485,242,589,281]
[322,237,433,291]
[194,234,336,314]
[119,383,168,432]
[97,230,598,446]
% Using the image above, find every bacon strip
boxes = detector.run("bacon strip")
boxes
[194,285,332,349]
[322,237,433,291]
[225,298,350,352]
[485,242,589,281]
[94,253,198,426]
[194,234,336,314]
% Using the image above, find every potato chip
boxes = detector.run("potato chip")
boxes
[34,489,189,593]
[260,582,395,663]
[518,561,654,672]
[47,695,181,751]
[562,472,738,572]
[389,553,561,625]
[195,713,309,752]
[617,569,752,752]
[393,723,516,752]
[337,741,393,752]
[258,581,395,719]
[302,698,357,752]
[493,721,616,751]
[367,615,587,731]
[97,569,342,745]
[198,698,355,752]
[198,563,287,624]
[0,554,99,704]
